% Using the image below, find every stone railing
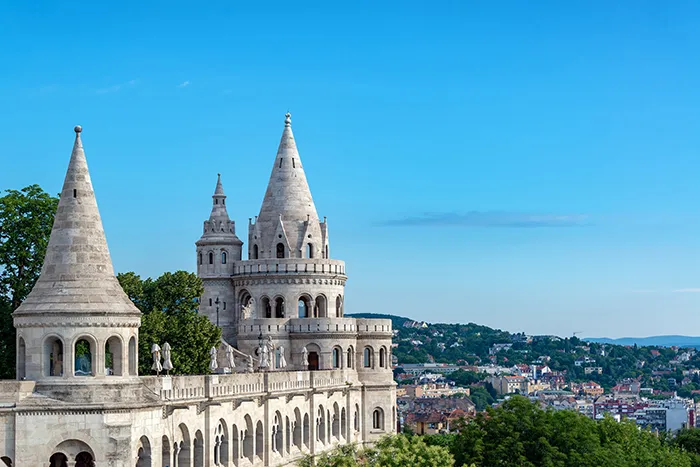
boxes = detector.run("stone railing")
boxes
[144,368,356,402]
[232,259,346,276]
[237,318,359,338]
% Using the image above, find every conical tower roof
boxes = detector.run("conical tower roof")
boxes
[14,126,141,317]
[255,113,320,254]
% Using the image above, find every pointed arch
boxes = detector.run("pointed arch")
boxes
[276,243,285,258]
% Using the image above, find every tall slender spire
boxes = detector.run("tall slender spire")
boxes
[255,113,321,256]
[14,126,140,317]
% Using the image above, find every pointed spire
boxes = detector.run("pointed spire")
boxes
[209,173,230,222]
[14,126,140,317]
[214,173,225,196]
[256,113,320,255]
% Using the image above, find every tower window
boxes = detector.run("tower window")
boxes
[199,253,202,265]
[209,252,214,264]
[253,244,259,259]
[223,302,226,310]
[292,158,296,168]
[279,158,283,168]
[222,251,227,264]
[73,189,77,198]
[306,243,314,259]
[209,298,213,306]
[276,243,285,259]
[215,199,218,204]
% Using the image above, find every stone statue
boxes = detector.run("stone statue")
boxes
[209,346,218,372]
[266,336,275,368]
[162,342,173,374]
[241,298,255,320]
[278,345,287,368]
[246,355,254,373]
[151,344,163,374]
[226,344,236,369]
[260,343,269,369]
[301,346,309,367]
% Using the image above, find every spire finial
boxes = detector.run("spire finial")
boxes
[284,112,291,127]
[74,125,82,133]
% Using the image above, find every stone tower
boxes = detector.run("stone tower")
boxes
[13,126,142,388]
[196,174,241,336]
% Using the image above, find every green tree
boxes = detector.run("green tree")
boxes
[0,185,59,378]
[117,271,220,375]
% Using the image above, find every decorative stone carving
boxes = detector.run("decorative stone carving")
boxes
[162,342,173,373]
[151,344,163,374]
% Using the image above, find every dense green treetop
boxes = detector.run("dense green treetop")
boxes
[0,185,59,379]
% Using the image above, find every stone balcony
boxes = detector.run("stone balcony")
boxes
[231,259,346,277]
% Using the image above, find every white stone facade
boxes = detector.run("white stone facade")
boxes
[0,116,396,467]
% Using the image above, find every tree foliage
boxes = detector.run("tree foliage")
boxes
[298,434,454,467]
[0,185,59,378]
[442,396,693,467]
[117,271,220,375]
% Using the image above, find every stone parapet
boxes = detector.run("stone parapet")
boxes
[231,258,346,277]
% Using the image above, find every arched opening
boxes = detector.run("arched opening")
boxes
[105,336,122,376]
[44,336,64,377]
[217,420,229,466]
[49,453,68,467]
[252,244,259,259]
[316,406,326,444]
[285,416,291,454]
[194,430,204,467]
[325,244,329,259]
[17,336,25,379]
[379,347,386,369]
[209,252,214,264]
[261,297,272,319]
[161,436,171,467]
[276,243,285,258]
[74,338,94,376]
[199,252,202,265]
[178,424,191,467]
[341,408,347,440]
[298,296,310,318]
[305,243,314,258]
[354,404,360,432]
[392,406,396,432]
[221,251,228,264]
[75,452,94,467]
[231,423,240,464]
[243,416,254,462]
[128,336,137,375]
[255,421,264,460]
[272,412,283,453]
[335,296,343,317]
[373,408,384,431]
[308,351,319,371]
[363,347,373,368]
[314,295,327,318]
[302,413,310,449]
[0,456,11,467]
[332,347,341,369]
[332,403,340,439]
[136,436,152,467]
[347,346,354,369]
[275,297,285,318]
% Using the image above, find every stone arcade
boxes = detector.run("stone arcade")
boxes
[0,115,395,466]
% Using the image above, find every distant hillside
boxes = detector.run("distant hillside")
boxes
[585,335,700,349]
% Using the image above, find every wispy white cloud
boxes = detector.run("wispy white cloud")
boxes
[96,79,137,94]
[673,288,700,293]
[178,81,190,88]
[381,211,591,228]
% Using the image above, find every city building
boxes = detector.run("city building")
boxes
[0,116,396,466]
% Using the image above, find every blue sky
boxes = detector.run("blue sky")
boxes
[2,2,700,338]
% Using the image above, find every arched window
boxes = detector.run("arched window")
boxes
[305,243,314,258]
[314,295,327,318]
[44,336,64,377]
[253,244,259,259]
[347,346,354,369]
[221,251,227,264]
[298,298,309,318]
[198,253,202,265]
[325,245,329,259]
[105,336,122,376]
[363,347,373,368]
[335,296,342,317]
[379,347,386,368]
[276,243,285,258]
[332,348,341,369]
[275,297,285,318]
[209,252,214,264]
[74,338,93,376]
[262,297,272,319]
[17,336,26,379]
[373,408,384,430]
